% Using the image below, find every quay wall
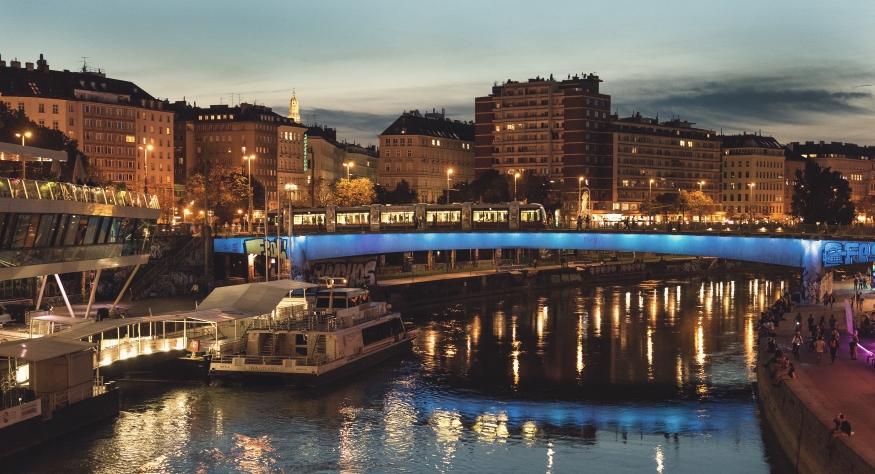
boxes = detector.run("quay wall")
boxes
[757,351,875,474]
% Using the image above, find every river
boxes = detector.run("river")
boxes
[7,272,796,473]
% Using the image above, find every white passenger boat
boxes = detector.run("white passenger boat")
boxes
[208,280,418,387]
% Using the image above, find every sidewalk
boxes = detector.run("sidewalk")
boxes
[771,276,875,464]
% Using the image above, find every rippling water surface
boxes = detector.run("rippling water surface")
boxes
[9,273,795,473]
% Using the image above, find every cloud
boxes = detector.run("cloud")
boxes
[296,108,403,147]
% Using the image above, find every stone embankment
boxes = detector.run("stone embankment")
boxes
[757,278,875,474]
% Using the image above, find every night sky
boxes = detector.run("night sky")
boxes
[3,0,873,147]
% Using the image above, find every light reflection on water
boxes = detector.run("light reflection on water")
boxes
[7,274,794,473]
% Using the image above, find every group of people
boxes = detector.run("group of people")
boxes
[853,271,872,291]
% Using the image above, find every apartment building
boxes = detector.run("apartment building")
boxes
[474,74,612,211]
[0,54,173,197]
[379,110,474,203]
[611,113,722,216]
[721,134,786,220]
[170,102,307,209]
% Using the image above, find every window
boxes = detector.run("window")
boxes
[38,104,45,113]
[52,121,59,130]
[52,104,59,114]
[407,149,412,157]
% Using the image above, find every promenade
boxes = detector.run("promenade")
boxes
[767,276,875,469]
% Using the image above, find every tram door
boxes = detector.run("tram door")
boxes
[414,204,427,230]
[370,204,382,231]
[461,203,473,231]
[509,201,520,230]
[325,206,336,232]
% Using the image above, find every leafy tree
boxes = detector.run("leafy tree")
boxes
[375,180,418,205]
[184,163,252,223]
[685,190,715,221]
[791,160,855,225]
[655,192,679,220]
[335,178,376,206]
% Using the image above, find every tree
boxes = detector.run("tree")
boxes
[655,192,679,220]
[685,190,715,221]
[791,160,855,225]
[0,102,86,183]
[335,178,376,206]
[375,180,418,205]
[184,163,251,224]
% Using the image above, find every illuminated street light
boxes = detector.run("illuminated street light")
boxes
[15,131,31,180]
[138,144,153,194]
[285,182,297,280]
[514,172,520,201]
[343,161,354,181]
[244,154,255,233]
[698,180,705,192]
[446,168,453,203]
[649,178,655,200]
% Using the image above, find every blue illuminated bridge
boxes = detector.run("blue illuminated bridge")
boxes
[214,228,875,278]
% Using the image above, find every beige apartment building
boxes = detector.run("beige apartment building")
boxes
[0,55,173,201]
[611,113,722,217]
[721,135,785,221]
[379,110,474,203]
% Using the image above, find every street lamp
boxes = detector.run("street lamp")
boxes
[698,181,705,192]
[343,161,354,181]
[285,183,297,280]
[15,131,31,180]
[244,154,255,233]
[514,172,520,201]
[446,168,453,203]
[139,144,153,194]
[578,176,585,212]
[649,179,655,200]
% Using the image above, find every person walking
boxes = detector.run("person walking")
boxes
[814,336,825,364]
[850,331,859,360]
[576,215,583,231]
[830,292,836,309]
[808,314,816,337]
[792,332,803,360]
[828,331,839,363]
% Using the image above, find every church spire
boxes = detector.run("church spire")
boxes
[288,89,301,123]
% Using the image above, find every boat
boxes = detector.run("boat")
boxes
[208,279,419,387]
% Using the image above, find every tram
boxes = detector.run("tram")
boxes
[264,202,547,234]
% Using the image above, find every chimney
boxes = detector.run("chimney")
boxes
[11,59,21,68]
[25,62,34,71]
[37,53,48,73]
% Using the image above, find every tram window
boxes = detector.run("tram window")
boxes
[33,214,57,248]
[83,216,100,245]
[9,214,33,249]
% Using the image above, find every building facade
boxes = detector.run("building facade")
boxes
[170,102,307,211]
[0,54,173,200]
[611,114,722,217]
[721,134,786,221]
[379,110,474,203]
[474,74,612,211]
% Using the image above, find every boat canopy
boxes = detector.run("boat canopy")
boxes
[0,338,95,362]
[197,280,318,315]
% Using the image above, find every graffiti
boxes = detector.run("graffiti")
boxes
[310,258,378,287]
[243,237,287,259]
[588,262,646,275]
[822,241,875,267]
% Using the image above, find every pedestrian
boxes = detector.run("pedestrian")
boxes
[857,291,864,311]
[585,215,590,229]
[808,314,816,337]
[794,312,802,333]
[830,292,835,309]
[823,292,829,309]
[576,215,583,230]
[850,331,859,360]
[854,274,859,291]
[829,314,837,331]
[814,336,825,364]
[828,331,839,363]
[828,414,853,446]
[792,331,803,359]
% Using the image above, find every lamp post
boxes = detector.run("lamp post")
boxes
[138,144,153,194]
[244,155,255,233]
[514,172,520,201]
[749,182,756,230]
[649,178,655,200]
[578,176,585,214]
[343,161,354,181]
[446,168,453,204]
[698,180,705,192]
[285,183,297,280]
[15,132,31,180]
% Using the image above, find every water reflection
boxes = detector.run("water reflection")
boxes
[7,273,791,474]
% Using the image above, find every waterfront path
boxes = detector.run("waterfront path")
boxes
[770,277,875,467]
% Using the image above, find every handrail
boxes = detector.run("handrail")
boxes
[0,177,159,209]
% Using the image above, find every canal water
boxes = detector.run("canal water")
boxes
[8,273,796,473]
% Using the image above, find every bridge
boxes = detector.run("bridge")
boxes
[214,225,875,284]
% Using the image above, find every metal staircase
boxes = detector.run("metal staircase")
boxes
[261,333,279,356]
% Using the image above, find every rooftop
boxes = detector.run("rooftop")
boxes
[380,109,474,141]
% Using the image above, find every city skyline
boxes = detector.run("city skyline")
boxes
[3,0,873,147]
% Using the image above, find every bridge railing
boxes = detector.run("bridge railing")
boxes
[0,177,159,209]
